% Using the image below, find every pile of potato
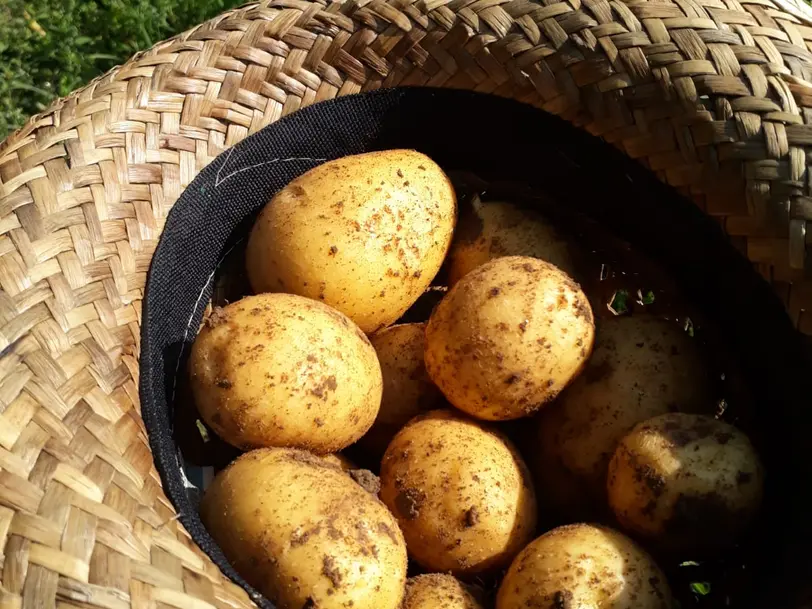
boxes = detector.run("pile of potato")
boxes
[189,150,765,609]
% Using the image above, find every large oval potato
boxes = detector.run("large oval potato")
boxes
[246,150,456,333]
[361,323,443,456]
[608,413,764,553]
[425,256,595,420]
[496,524,673,609]
[380,410,537,576]
[402,574,484,609]
[189,293,382,453]
[448,196,576,286]
[201,448,407,609]
[533,316,711,517]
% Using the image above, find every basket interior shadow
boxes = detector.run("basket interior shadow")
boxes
[139,87,812,609]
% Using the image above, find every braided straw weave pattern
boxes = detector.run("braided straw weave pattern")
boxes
[2,0,812,608]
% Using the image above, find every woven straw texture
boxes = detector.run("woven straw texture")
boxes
[2,0,812,608]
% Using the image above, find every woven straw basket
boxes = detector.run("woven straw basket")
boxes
[3,0,812,607]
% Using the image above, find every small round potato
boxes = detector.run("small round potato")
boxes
[425,256,595,420]
[533,316,711,516]
[448,196,576,286]
[380,410,537,576]
[608,413,764,553]
[246,150,457,333]
[361,323,443,456]
[189,293,382,453]
[496,524,673,609]
[201,448,407,609]
[402,574,484,609]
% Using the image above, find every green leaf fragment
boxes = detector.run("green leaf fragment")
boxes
[690,582,711,596]
[607,289,629,315]
[637,289,655,305]
[680,560,700,567]
[684,317,695,337]
[195,419,210,443]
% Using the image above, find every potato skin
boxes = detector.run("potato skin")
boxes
[448,196,575,286]
[245,150,456,333]
[533,316,711,517]
[320,454,381,495]
[402,574,484,609]
[496,524,673,609]
[425,256,595,420]
[320,453,356,472]
[189,293,382,453]
[380,410,537,576]
[200,448,407,609]
[607,413,764,553]
[361,323,443,456]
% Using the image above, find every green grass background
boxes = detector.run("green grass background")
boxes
[0,0,243,141]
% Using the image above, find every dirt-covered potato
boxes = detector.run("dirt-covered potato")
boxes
[201,448,407,609]
[448,196,576,286]
[425,256,594,420]
[402,574,484,609]
[380,410,537,576]
[533,316,711,517]
[361,323,443,456]
[246,150,456,333]
[189,293,382,453]
[608,413,764,553]
[496,524,673,609]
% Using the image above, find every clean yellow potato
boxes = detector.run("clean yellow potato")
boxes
[497,524,673,609]
[361,323,443,456]
[425,256,595,420]
[380,410,537,576]
[189,293,382,453]
[246,150,457,333]
[448,195,576,286]
[201,448,407,609]
[608,413,764,553]
[533,316,711,517]
[402,574,484,609]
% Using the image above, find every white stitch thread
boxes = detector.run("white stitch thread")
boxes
[214,147,326,188]
[171,237,245,406]
[174,152,326,495]
[173,153,326,399]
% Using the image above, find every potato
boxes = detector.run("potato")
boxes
[533,316,711,517]
[246,150,457,333]
[402,574,484,609]
[448,195,576,286]
[201,448,407,609]
[608,413,764,552]
[380,410,537,576]
[189,293,382,453]
[496,524,673,609]
[361,323,443,456]
[425,256,594,420]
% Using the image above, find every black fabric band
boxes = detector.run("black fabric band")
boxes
[140,88,811,609]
